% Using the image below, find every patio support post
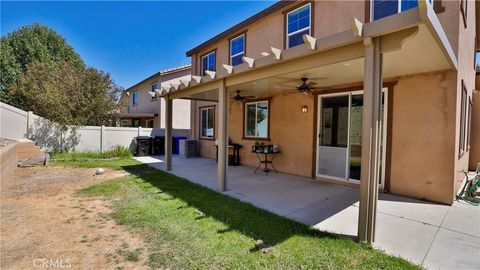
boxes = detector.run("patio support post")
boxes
[164,95,173,171]
[358,37,383,243]
[217,79,228,191]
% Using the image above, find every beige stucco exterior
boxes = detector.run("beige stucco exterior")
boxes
[123,66,192,129]
[182,0,477,205]
[470,75,480,170]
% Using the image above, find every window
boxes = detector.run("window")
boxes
[244,100,269,138]
[132,119,140,127]
[372,0,418,21]
[146,119,154,128]
[151,82,158,92]
[151,82,158,100]
[132,92,139,106]
[286,3,311,48]
[461,0,467,28]
[459,81,467,156]
[201,51,216,76]
[230,34,245,66]
[467,97,472,150]
[200,106,214,139]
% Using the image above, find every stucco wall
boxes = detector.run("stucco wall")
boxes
[128,74,162,115]
[192,0,366,76]
[229,93,315,177]
[389,71,457,204]
[469,89,480,170]
[453,0,476,193]
[192,100,218,159]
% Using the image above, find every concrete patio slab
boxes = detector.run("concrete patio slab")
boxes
[422,228,480,270]
[135,155,480,270]
[442,203,480,238]
[374,212,439,264]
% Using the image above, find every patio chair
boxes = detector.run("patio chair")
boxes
[457,162,480,205]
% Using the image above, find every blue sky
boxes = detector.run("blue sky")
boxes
[1,1,275,88]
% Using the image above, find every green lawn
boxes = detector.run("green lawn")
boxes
[73,158,420,270]
[50,146,141,170]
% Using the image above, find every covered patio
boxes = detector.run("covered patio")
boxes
[135,155,479,269]
[155,1,458,246]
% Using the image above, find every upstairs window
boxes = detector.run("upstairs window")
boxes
[230,34,245,66]
[151,82,158,100]
[200,106,215,139]
[201,51,216,76]
[286,3,311,48]
[132,92,139,106]
[151,82,158,92]
[372,0,419,21]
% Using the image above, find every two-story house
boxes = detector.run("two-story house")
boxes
[155,0,476,222]
[120,65,192,129]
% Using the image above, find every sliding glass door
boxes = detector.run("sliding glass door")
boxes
[317,95,349,178]
[316,91,387,186]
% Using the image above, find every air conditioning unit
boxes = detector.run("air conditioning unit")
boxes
[179,140,199,158]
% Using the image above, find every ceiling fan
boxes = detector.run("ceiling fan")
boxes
[281,77,317,94]
[232,90,255,101]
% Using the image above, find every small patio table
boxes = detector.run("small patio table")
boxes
[252,150,280,175]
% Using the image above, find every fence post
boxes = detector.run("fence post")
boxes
[138,126,142,136]
[100,125,105,153]
[26,111,33,138]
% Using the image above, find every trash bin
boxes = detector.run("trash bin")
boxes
[135,136,152,156]
[173,136,187,154]
[152,136,165,155]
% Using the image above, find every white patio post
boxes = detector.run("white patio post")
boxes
[358,36,383,243]
[217,79,228,191]
[164,96,173,171]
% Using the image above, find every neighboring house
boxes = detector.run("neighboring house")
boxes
[120,65,192,129]
[157,0,476,211]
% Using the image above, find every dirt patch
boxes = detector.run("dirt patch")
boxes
[1,166,149,269]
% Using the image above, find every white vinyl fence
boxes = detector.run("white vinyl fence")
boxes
[0,102,190,152]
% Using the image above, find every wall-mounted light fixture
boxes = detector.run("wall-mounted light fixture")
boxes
[302,105,308,113]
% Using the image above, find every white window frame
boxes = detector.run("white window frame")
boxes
[244,100,269,139]
[200,106,214,139]
[151,82,158,100]
[200,51,215,76]
[132,92,139,106]
[286,3,311,49]
[230,34,245,65]
[370,0,430,22]
[151,82,158,92]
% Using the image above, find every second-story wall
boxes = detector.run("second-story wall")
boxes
[191,0,367,76]
[127,67,192,129]
[190,0,465,77]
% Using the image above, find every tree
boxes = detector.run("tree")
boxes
[0,24,84,104]
[9,60,122,128]
[1,23,122,127]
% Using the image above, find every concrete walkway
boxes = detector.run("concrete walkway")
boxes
[135,155,480,270]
